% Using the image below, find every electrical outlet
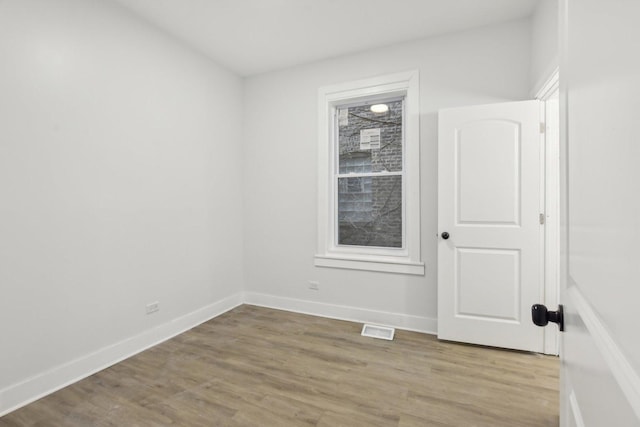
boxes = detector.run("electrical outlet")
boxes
[146,301,159,314]
[308,281,319,291]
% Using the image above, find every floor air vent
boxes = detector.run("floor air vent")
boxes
[361,324,395,341]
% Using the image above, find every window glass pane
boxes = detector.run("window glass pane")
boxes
[338,99,403,174]
[338,175,402,247]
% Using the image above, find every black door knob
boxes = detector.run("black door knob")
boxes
[441,232,450,240]
[531,304,564,331]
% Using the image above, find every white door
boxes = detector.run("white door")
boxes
[560,0,640,425]
[438,100,544,352]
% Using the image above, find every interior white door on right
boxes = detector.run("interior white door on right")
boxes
[437,100,544,353]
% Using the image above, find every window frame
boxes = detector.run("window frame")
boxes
[315,71,424,275]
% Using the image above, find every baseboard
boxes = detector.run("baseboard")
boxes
[243,291,437,335]
[0,292,244,417]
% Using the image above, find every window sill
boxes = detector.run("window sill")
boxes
[314,254,425,275]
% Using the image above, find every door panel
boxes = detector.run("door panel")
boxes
[457,120,521,225]
[456,248,520,321]
[438,100,543,352]
[562,291,638,426]
[560,0,640,424]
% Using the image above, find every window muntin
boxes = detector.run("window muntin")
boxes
[335,97,405,249]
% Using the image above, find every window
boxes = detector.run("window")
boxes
[315,71,423,275]
[337,98,403,248]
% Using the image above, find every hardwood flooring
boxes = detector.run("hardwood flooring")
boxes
[0,305,559,426]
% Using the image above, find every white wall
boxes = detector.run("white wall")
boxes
[0,0,244,411]
[242,19,533,331]
[531,0,559,91]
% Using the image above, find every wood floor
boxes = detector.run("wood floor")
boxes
[0,305,559,426]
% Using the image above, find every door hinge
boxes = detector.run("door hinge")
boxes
[540,122,546,133]
[539,213,545,225]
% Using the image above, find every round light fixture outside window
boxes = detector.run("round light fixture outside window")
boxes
[370,103,389,113]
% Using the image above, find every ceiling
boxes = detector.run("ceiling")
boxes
[113,0,539,76]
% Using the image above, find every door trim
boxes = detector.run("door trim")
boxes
[536,68,560,355]
[534,67,560,101]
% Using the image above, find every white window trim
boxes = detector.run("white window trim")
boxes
[315,70,424,275]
